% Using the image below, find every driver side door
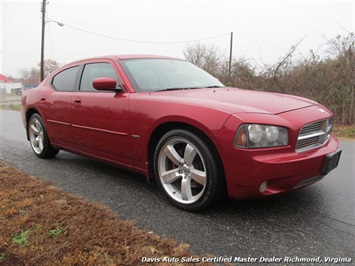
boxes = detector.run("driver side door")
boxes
[70,60,132,166]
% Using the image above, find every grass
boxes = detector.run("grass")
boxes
[333,125,355,140]
[11,230,30,246]
[0,161,215,265]
[0,103,22,111]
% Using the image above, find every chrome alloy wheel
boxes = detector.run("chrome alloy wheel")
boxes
[157,137,207,204]
[29,117,45,155]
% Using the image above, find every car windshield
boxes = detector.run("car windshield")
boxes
[119,58,225,92]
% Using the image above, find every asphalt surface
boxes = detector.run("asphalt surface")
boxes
[1,109,354,265]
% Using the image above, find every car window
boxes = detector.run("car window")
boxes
[80,63,120,92]
[119,59,224,92]
[52,66,79,91]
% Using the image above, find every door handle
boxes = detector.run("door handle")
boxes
[40,96,46,101]
[73,98,81,104]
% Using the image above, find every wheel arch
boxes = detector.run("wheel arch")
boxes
[25,108,41,140]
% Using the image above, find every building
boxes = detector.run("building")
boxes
[0,74,23,94]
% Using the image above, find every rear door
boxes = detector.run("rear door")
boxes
[42,65,80,145]
[70,60,132,166]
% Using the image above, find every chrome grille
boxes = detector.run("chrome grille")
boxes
[296,119,332,152]
[299,120,323,135]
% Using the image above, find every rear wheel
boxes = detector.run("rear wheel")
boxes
[153,129,222,212]
[28,113,59,158]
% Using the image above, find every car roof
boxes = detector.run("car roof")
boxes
[116,54,179,60]
[68,54,181,64]
[45,54,185,82]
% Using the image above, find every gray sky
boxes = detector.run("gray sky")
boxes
[1,0,354,78]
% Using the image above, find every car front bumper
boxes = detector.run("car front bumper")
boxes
[223,135,340,199]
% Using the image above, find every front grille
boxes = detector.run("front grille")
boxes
[299,120,323,135]
[296,119,332,153]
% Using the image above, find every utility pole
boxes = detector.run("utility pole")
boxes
[228,32,233,81]
[40,0,46,82]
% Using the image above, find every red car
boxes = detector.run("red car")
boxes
[21,55,341,211]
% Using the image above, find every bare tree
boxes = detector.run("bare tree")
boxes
[38,59,60,78]
[325,33,355,124]
[272,38,303,77]
[16,59,60,87]
[17,68,31,81]
[183,43,223,78]
[182,35,355,125]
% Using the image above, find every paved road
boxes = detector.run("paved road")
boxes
[1,110,354,264]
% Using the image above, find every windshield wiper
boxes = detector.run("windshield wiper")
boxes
[205,85,225,88]
[156,85,224,92]
[156,87,200,92]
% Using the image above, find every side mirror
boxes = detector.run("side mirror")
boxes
[92,77,123,92]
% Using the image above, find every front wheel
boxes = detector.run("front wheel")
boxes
[28,113,59,158]
[153,129,223,212]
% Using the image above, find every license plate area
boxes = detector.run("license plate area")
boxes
[321,150,342,175]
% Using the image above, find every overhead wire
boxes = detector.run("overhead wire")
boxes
[48,18,230,44]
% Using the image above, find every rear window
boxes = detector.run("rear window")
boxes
[52,66,79,91]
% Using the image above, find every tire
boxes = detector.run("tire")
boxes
[28,113,59,158]
[153,129,222,212]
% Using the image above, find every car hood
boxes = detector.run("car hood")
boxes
[150,87,317,115]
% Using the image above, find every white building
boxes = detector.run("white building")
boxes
[0,74,23,94]
[0,82,23,94]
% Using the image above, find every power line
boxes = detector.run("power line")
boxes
[49,18,229,44]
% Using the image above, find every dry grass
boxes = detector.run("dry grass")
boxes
[0,161,214,265]
[333,125,355,140]
[0,103,22,111]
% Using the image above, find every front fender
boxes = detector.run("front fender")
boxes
[128,97,232,173]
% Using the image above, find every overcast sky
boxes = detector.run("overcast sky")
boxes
[1,0,354,78]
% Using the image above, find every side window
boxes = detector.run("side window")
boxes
[52,66,79,91]
[80,63,120,92]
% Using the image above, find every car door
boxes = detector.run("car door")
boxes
[42,65,80,146]
[70,61,132,166]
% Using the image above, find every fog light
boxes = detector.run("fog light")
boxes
[259,181,267,193]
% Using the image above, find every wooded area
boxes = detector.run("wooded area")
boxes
[184,33,355,125]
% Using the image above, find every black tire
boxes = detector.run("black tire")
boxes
[28,113,59,158]
[153,129,222,212]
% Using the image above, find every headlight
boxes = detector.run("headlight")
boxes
[234,124,288,148]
